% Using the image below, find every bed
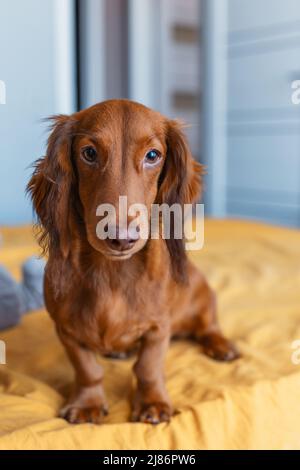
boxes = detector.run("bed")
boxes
[0,219,300,450]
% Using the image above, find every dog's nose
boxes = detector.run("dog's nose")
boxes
[106,225,140,252]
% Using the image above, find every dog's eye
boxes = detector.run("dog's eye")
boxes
[144,150,161,165]
[81,146,97,164]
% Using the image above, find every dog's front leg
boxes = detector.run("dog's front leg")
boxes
[132,327,173,424]
[58,329,108,424]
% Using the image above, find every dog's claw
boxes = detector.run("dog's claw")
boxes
[132,402,173,424]
[60,404,108,425]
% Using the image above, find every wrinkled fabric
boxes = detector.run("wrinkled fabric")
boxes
[0,220,300,450]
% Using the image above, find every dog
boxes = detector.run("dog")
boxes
[27,99,239,425]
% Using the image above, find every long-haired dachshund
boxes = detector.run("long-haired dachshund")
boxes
[27,99,239,425]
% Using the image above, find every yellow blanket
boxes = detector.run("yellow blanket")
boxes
[0,220,300,450]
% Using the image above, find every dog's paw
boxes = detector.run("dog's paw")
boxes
[59,404,108,425]
[131,402,173,425]
[200,333,240,362]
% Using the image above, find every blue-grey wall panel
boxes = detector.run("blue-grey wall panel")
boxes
[0,0,76,225]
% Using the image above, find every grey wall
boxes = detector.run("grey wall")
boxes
[226,0,300,227]
[203,0,300,227]
[0,0,76,225]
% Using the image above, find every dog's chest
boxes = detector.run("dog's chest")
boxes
[97,293,148,353]
[69,287,152,355]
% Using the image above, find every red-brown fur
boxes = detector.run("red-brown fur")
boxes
[27,100,239,425]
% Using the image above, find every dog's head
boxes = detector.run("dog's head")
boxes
[28,100,203,281]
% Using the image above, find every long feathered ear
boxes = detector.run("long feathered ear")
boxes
[27,115,75,258]
[157,119,204,283]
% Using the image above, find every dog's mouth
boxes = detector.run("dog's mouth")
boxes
[87,230,147,260]
[97,245,145,260]
[104,250,134,260]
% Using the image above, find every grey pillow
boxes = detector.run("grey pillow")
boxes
[20,256,45,314]
[0,256,45,330]
[0,266,22,329]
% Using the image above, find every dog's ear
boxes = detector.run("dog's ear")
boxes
[157,119,204,283]
[27,115,75,258]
